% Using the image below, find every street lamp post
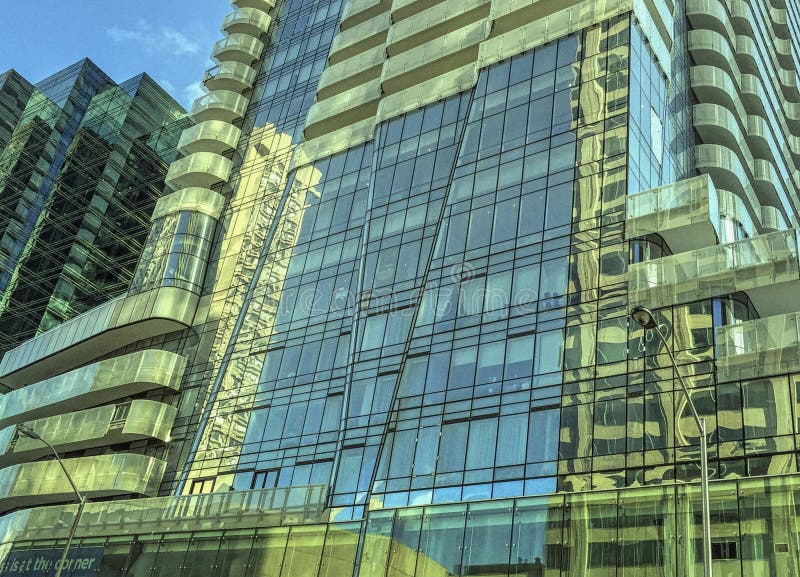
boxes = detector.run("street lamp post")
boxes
[16,424,86,577]
[630,306,713,577]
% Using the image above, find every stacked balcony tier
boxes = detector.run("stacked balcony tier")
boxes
[0,290,194,389]
[628,230,800,317]
[716,312,800,382]
[0,400,177,467]
[190,90,249,123]
[626,174,720,252]
[0,454,166,513]
[0,350,185,426]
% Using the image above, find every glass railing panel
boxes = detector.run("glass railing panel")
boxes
[626,174,720,241]
[716,312,800,381]
[0,350,186,429]
[629,229,800,309]
[190,90,248,121]
[0,454,166,513]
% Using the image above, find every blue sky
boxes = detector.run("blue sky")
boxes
[0,1,231,109]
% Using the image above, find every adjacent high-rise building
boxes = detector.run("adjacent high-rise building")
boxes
[0,60,188,357]
[1,0,799,575]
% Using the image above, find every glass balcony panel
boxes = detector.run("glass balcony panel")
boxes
[0,350,185,428]
[716,312,800,382]
[152,188,225,221]
[0,400,177,468]
[177,120,241,155]
[626,174,720,252]
[212,33,264,64]
[341,0,389,31]
[203,61,256,92]
[381,20,486,96]
[232,0,276,10]
[0,485,328,542]
[165,151,233,190]
[190,90,248,123]
[0,454,166,514]
[628,229,800,317]
[222,8,272,36]
[328,12,390,65]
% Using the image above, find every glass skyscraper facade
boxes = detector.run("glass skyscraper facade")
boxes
[0,60,187,357]
[2,0,800,576]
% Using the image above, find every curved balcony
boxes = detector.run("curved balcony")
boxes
[304,81,382,140]
[0,350,185,426]
[0,454,166,513]
[328,12,390,65]
[233,0,276,9]
[626,175,720,253]
[203,61,256,93]
[761,205,787,231]
[628,229,800,317]
[165,151,232,190]
[385,0,490,57]
[340,0,391,31]
[0,287,195,389]
[222,8,272,37]
[212,33,264,64]
[152,187,226,221]
[177,120,241,155]
[716,312,800,382]
[380,19,487,96]
[0,400,177,468]
[190,90,249,123]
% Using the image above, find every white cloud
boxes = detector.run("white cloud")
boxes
[182,81,206,106]
[107,20,201,55]
[157,78,176,94]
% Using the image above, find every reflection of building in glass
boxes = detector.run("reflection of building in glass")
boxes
[0,60,187,356]
[3,0,800,575]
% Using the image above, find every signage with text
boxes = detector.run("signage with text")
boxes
[0,547,104,577]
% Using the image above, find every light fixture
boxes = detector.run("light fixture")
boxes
[630,305,657,329]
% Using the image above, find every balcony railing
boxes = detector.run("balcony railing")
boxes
[165,151,233,190]
[0,400,177,467]
[628,229,800,317]
[626,174,720,252]
[716,312,800,382]
[0,454,166,514]
[177,120,241,155]
[190,90,249,123]
[0,484,328,543]
[222,7,272,36]
[0,350,185,428]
